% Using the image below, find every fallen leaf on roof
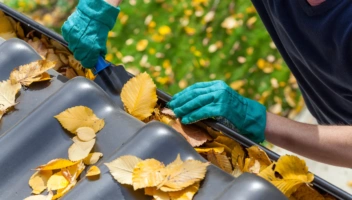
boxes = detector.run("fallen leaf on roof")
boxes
[55,106,105,134]
[47,171,69,191]
[168,182,200,200]
[9,60,56,86]
[24,191,53,200]
[83,152,103,165]
[170,119,210,147]
[68,136,96,161]
[86,165,101,177]
[158,154,209,192]
[132,159,165,190]
[195,147,224,154]
[105,155,143,185]
[29,171,52,194]
[259,155,314,197]
[35,159,78,171]
[76,127,96,142]
[247,146,271,171]
[0,80,21,120]
[121,72,158,121]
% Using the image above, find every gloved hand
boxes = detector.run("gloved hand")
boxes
[168,81,267,143]
[61,0,120,68]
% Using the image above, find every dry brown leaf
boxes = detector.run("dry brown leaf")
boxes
[170,119,211,147]
[132,159,165,190]
[205,141,232,154]
[160,108,176,119]
[24,191,53,200]
[158,155,209,192]
[68,55,85,76]
[86,166,101,177]
[121,72,158,120]
[194,147,224,154]
[291,184,324,200]
[55,106,105,134]
[46,52,63,70]
[9,60,56,86]
[27,38,48,58]
[65,68,77,79]
[0,80,21,120]
[247,146,271,171]
[168,182,200,200]
[105,155,143,185]
[35,159,78,171]
[15,21,25,39]
[0,11,17,40]
[28,170,52,194]
[83,152,103,165]
[259,156,314,197]
[68,136,96,161]
[47,171,69,190]
[76,127,96,142]
[207,150,232,173]
[231,164,243,178]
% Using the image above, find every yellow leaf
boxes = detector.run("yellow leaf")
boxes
[206,150,232,173]
[86,165,101,177]
[47,171,69,190]
[132,159,165,190]
[247,146,271,171]
[205,141,232,154]
[28,171,52,194]
[62,161,85,183]
[121,72,158,120]
[206,127,223,139]
[15,22,25,39]
[242,158,260,174]
[158,155,209,192]
[144,187,170,200]
[68,55,85,77]
[231,164,243,178]
[194,147,224,154]
[170,119,210,147]
[259,156,314,198]
[105,155,143,185]
[291,184,324,200]
[52,183,75,200]
[0,80,21,119]
[168,182,200,200]
[9,60,56,86]
[0,12,16,40]
[231,145,245,171]
[24,191,53,200]
[35,159,78,171]
[136,39,149,51]
[54,106,105,134]
[83,152,103,165]
[85,69,95,81]
[68,136,96,161]
[76,127,96,142]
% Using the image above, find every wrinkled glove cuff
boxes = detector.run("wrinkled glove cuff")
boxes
[77,0,120,30]
[241,98,266,143]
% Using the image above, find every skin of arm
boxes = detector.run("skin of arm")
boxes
[265,112,352,168]
[105,0,123,7]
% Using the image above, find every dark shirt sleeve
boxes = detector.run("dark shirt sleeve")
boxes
[251,0,352,125]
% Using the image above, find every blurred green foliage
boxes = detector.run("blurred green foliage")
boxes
[3,0,303,117]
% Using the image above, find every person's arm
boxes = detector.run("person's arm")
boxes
[105,0,123,7]
[265,112,352,168]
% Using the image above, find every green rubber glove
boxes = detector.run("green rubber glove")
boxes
[167,81,267,143]
[61,0,120,68]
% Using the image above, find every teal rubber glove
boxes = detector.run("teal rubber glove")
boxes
[167,81,267,143]
[61,0,120,68]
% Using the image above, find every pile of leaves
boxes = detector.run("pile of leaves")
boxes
[120,71,336,200]
[25,106,105,199]
[105,154,209,200]
[0,10,94,81]
[0,59,56,121]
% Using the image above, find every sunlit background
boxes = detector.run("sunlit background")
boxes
[2,0,303,119]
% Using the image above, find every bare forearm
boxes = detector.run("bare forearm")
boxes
[105,0,122,7]
[265,112,352,168]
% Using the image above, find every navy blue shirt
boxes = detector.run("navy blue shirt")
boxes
[252,0,352,125]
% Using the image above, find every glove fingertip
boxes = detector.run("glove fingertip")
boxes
[181,117,193,125]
